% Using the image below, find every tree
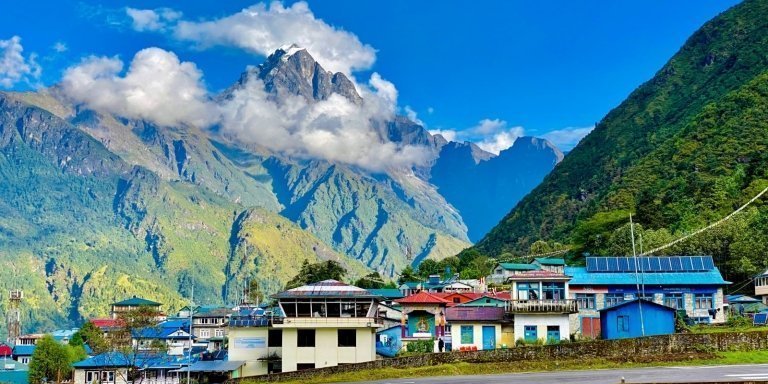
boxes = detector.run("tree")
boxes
[397,265,418,285]
[245,279,264,305]
[78,320,108,354]
[285,260,347,289]
[416,259,440,278]
[29,335,73,384]
[354,272,386,289]
[103,306,165,384]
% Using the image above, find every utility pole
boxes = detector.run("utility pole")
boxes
[630,213,646,337]
[187,286,194,384]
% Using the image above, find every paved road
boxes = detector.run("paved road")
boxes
[356,364,768,384]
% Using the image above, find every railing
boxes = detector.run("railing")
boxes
[508,299,578,313]
[143,378,180,384]
[280,317,383,325]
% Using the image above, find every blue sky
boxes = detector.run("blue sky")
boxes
[0,0,741,151]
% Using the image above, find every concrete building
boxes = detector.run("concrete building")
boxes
[191,307,232,351]
[445,307,511,350]
[755,269,768,305]
[567,256,730,338]
[228,280,382,376]
[507,269,577,342]
[110,297,163,319]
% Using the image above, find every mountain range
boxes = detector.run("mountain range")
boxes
[0,45,561,331]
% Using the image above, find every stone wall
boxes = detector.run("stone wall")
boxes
[233,330,768,383]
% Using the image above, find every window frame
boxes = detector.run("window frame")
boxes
[664,293,684,309]
[297,329,316,347]
[694,293,714,309]
[575,293,596,309]
[337,329,356,347]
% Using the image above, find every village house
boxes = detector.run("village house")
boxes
[599,298,676,340]
[191,306,232,351]
[567,256,730,338]
[394,291,448,351]
[507,269,577,342]
[445,306,512,350]
[228,280,382,376]
[111,297,164,320]
[754,269,768,305]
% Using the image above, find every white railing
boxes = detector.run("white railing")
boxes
[509,299,578,313]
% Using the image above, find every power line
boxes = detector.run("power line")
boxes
[641,185,768,256]
[497,247,570,262]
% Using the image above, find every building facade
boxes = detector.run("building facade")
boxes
[507,269,577,342]
[568,256,729,338]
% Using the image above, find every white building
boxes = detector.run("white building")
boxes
[228,280,382,376]
[507,270,577,342]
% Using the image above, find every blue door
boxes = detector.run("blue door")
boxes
[546,326,560,342]
[524,325,537,342]
[482,326,496,350]
[617,315,630,338]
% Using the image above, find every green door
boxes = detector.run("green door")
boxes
[524,325,537,342]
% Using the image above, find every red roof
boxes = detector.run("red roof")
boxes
[90,318,124,329]
[0,344,12,356]
[395,291,450,304]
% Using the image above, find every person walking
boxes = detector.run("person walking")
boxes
[438,337,444,353]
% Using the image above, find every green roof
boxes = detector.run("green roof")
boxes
[112,297,162,306]
[498,263,538,271]
[367,289,405,299]
[535,258,566,266]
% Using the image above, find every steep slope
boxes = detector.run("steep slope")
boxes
[475,0,768,256]
[0,92,362,333]
[432,137,563,241]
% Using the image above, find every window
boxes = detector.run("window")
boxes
[214,329,224,337]
[637,293,654,301]
[281,301,297,317]
[460,325,473,344]
[268,329,282,347]
[664,293,684,309]
[86,371,98,383]
[517,282,539,300]
[296,363,315,370]
[453,297,461,303]
[576,293,596,309]
[604,293,624,308]
[694,294,714,309]
[617,315,629,332]
[338,329,356,347]
[297,329,315,347]
[199,329,210,338]
[542,282,565,300]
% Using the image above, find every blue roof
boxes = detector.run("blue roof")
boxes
[535,258,566,266]
[12,345,35,356]
[73,352,133,368]
[173,360,245,373]
[566,266,730,286]
[0,370,28,384]
[133,327,191,340]
[368,289,405,299]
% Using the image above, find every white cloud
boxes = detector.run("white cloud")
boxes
[542,126,594,151]
[0,36,41,88]
[53,42,68,53]
[430,118,524,155]
[128,2,375,75]
[60,47,216,127]
[404,106,424,127]
[218,72,432,171]
[126,7,181,32]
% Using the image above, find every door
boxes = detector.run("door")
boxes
[581,317,601,339]
[524,325,537,342]
[546,326,560,342]
[617,315,630,338]
[482,326,496,350]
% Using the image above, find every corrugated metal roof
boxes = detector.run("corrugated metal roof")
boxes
[395,292,450,304]
[272,280,378,299]
[12,345,35,356]
[535,258,566,266]
[566,266,730,286]
[112,297,162,306]
[368,289,405,299]
[445,307,505,322]
[498,263,539,271]
[173,360,244,373]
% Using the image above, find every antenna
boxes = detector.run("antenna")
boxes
[630,213,645,337]
[187,285,194,384]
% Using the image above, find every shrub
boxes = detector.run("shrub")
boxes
[405,338,434,354]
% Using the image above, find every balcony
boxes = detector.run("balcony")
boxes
[276,316,383,328]
[508,299,578,314]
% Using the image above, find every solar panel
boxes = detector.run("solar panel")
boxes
[642,257,652,272]
[650,257,661,272]
[599,258,609,272]
[703,256,715,270]
[692,256,703,271]
[610,257,620,271]
[682,257,693,271]
[672,257,683,271]
[618,258,630,271]
[587,258,597,272]
[660,257,671,271]
[754,313,768,326]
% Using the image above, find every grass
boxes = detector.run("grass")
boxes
[243,351,768,384]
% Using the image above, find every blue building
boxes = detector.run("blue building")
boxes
[599,299,676,340]
[567,256,730,338]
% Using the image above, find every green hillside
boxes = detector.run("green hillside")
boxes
[475,0,768,281]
